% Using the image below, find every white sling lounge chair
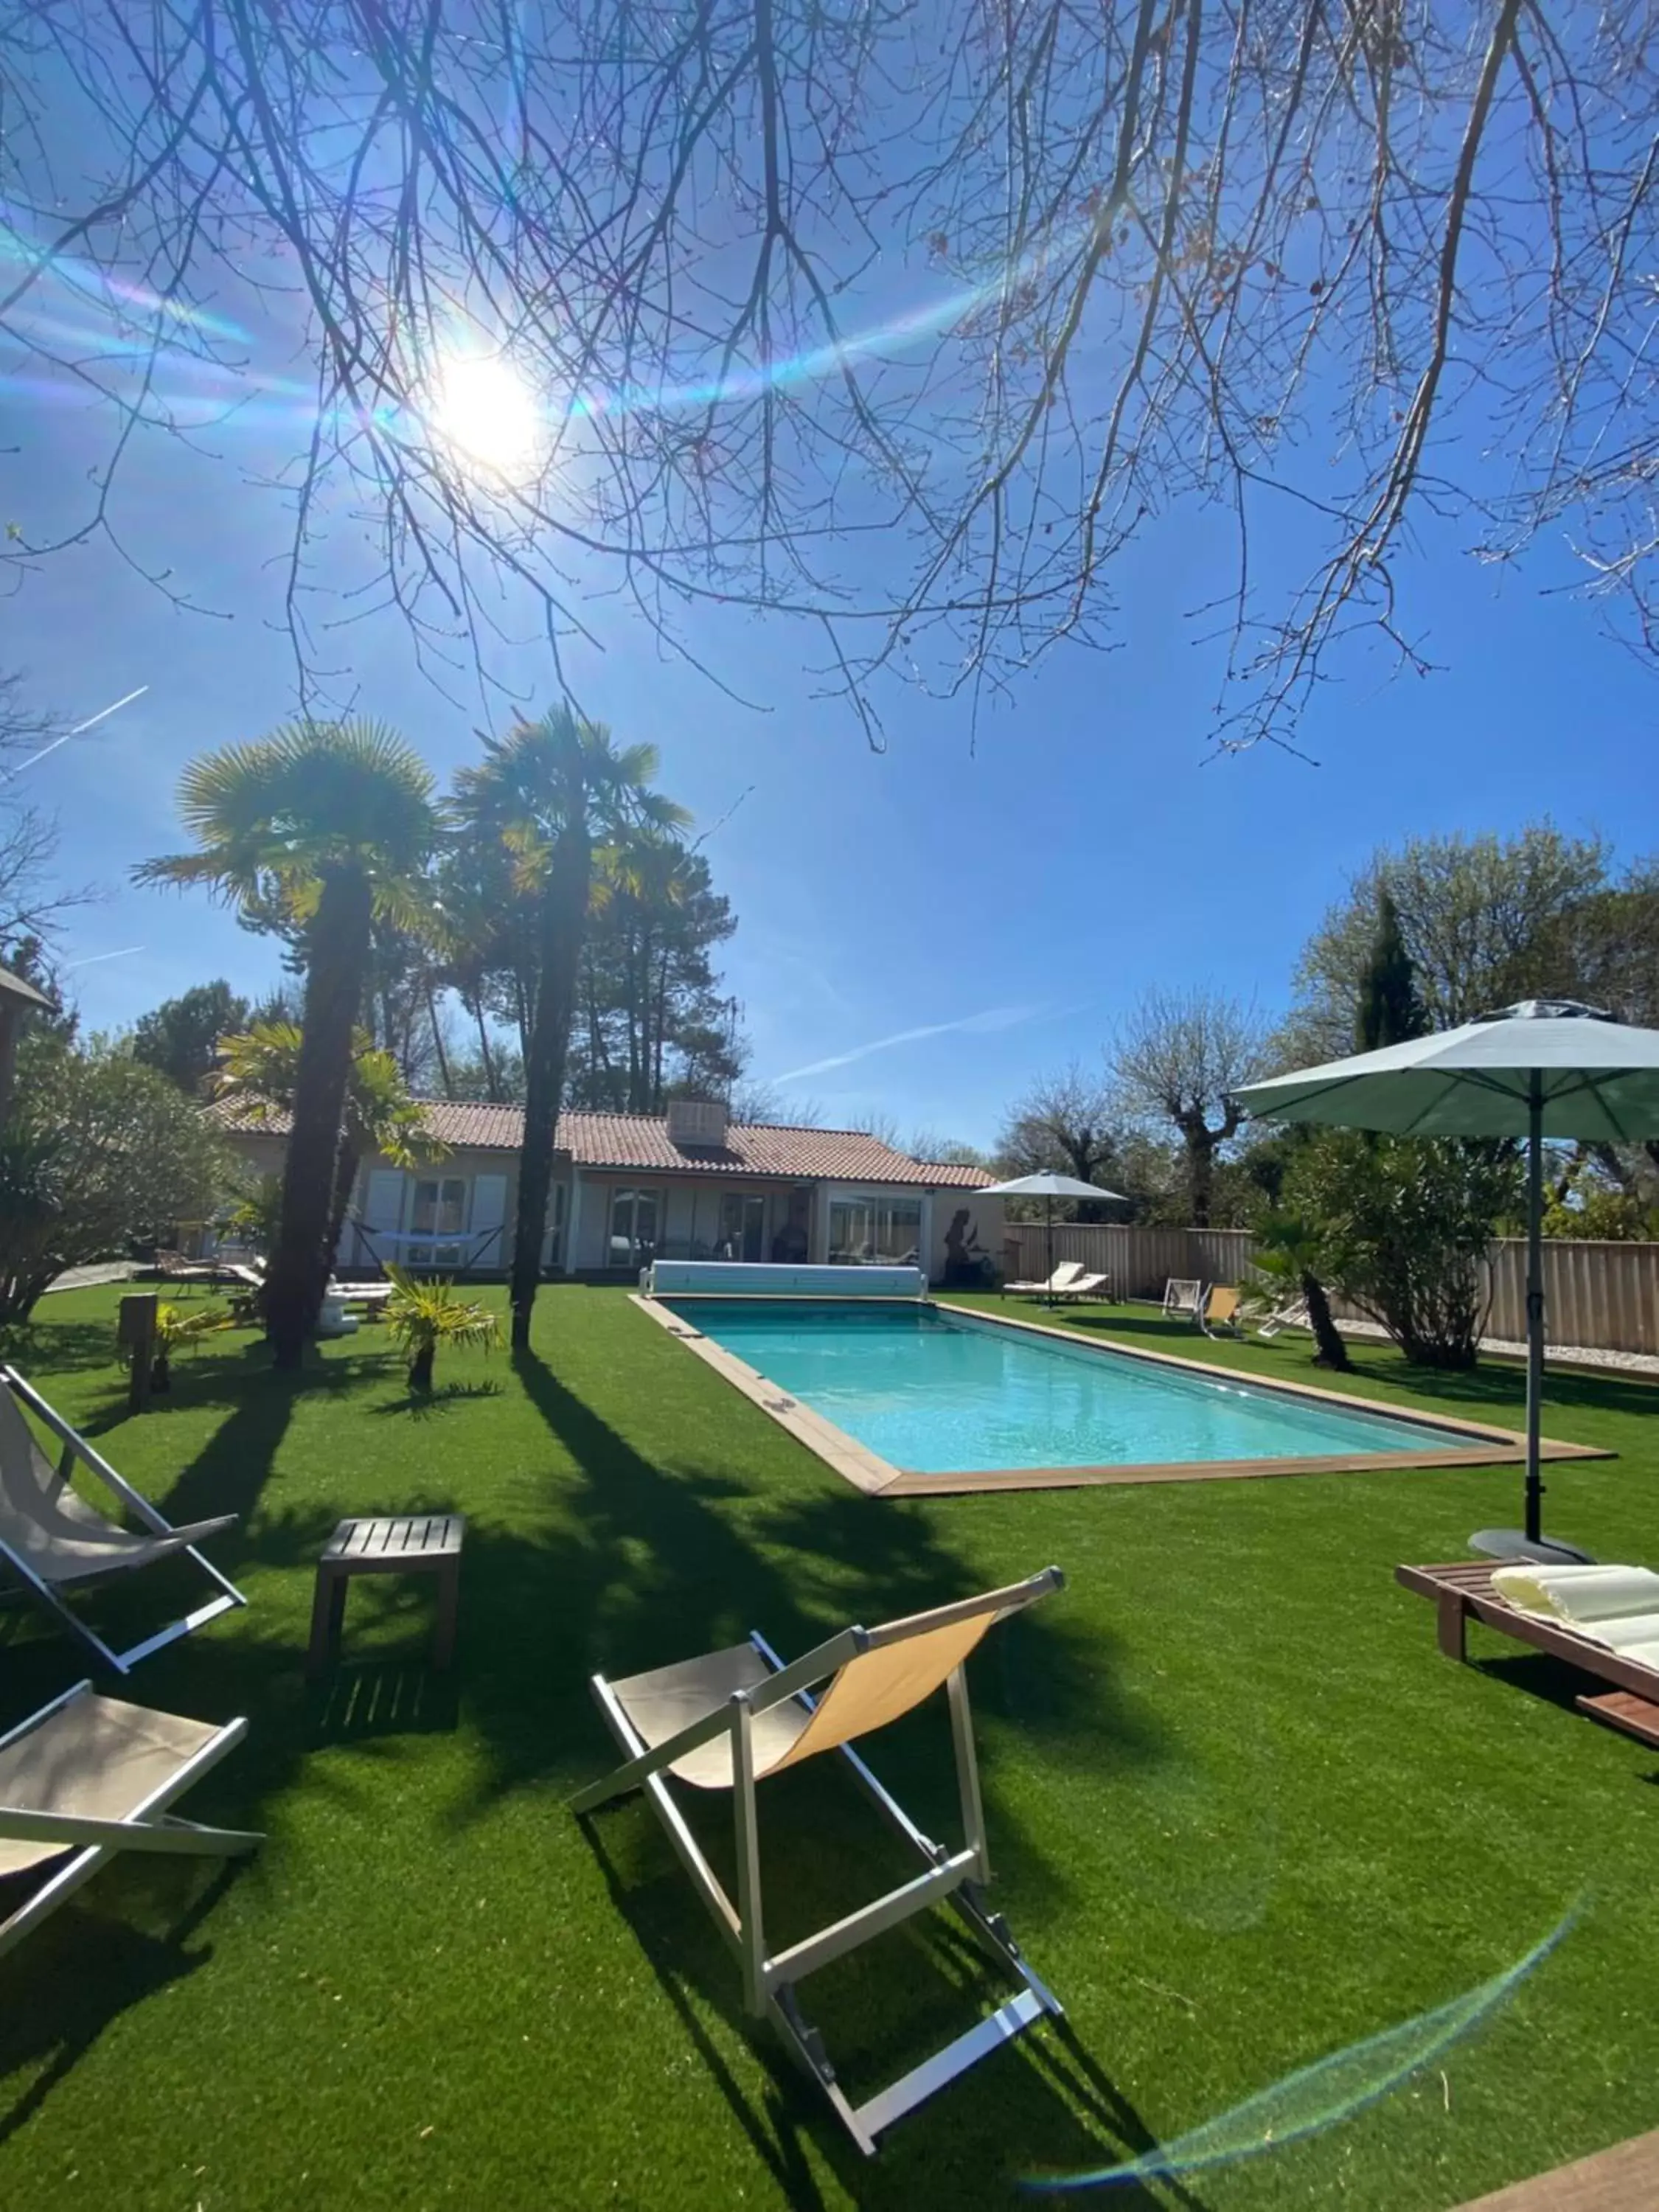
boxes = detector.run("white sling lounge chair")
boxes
[1162,1277,1204,1320]
[0,1365,245,1674]
[0,1680,262,1958]
[573,1566,1066,2155]
[1005,1260,1087,1297]
[1256,1295,1310,1340]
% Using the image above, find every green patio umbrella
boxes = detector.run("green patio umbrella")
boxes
[1236,1001,1659,1564]
[976,1172,1127,1305]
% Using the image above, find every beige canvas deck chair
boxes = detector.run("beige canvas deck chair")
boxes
[573,1567,1066,2155]
[1198,1285,1244,1338]
[0,1680,261,1958]
[0,1365,245,1674]
[1162,1277,1203,1320]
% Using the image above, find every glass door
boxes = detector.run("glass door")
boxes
[718,1192,767,1262]
[608,1187,661,1268]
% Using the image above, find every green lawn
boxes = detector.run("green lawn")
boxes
[1,1284,1657,2211]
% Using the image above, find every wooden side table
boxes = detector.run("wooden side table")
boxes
[307,1514,466,1678]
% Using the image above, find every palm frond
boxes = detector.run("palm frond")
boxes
[138,720,439,927]
[384,1268,501,1354]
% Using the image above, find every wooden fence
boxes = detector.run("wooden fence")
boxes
[1000,1222,1659,1357]
[1001,1224,1254,1303]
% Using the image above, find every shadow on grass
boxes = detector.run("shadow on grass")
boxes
[0,1859,241,2148]
[1,1310,1181,2193]
[307,1657,459,1745]
[0,1318,117,1379]
[581,1808,1204,2211]
[498,1343,1175,2191]
[369,1380,504,1419]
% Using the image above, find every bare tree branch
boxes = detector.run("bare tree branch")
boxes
[0,4,1654,742]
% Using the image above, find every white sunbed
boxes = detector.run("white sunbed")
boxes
[1006,1261,1088,1297]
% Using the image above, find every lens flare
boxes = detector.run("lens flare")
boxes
[1025,1903,1579,2193]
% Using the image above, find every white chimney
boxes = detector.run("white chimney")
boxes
[666,1098,729,1150]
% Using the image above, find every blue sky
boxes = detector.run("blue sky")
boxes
[6,355,1653,1153]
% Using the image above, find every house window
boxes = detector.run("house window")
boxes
[828,1194,922,1265]
[411,1178,468,1238]
[406,1176,469,1269]
[608,1187,661,1267]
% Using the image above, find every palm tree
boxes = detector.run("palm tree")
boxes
[1243,1214,1352,1372]
[453,707,687,1351]
[384,1267,501,1391]
[137,722,438,1367]
[215,1020,440,1281]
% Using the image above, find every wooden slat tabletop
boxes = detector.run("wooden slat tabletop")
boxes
[322,1514,465,1565]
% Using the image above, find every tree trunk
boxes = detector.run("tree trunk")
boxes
[466,995,500,1099]
[324,1138,361,1284]
[509,827,591,1352]
[1188,1136,1214,1228]
[427,984,454,1097]
[1300,1270,1350,1371]
[409,1341,435,1391]
[0,1270,52,1326]
[266,867,375,1368]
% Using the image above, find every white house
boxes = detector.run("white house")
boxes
[208,1096,1001,1286]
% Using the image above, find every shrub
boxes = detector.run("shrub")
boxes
[0,1037,231,1325]
[1285,1131,1523,1370]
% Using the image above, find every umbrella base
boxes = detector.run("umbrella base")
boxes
[1468,1528,1597,1568]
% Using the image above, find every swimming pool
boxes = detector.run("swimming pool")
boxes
[656,1297,1518,1485]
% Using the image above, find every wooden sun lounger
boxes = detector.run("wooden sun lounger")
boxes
[1397,1561,1659,1749]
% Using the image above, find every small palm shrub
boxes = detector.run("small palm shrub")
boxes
[118,1301,234,1393]
[384,1267,501,1391]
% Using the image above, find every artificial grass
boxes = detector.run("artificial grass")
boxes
[0,1284,1655,2211]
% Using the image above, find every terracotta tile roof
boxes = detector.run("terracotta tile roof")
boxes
[557,1112,992,1186]
[206,1097,992,1187]
[205,1096,528,1154]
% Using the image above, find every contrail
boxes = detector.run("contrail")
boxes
[773,1004,1040,1085]
[7,684,149,776]
[63,945,146,970]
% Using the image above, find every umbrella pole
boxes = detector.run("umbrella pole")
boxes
[1045,1197,1054,1307]
[1524,1088,1545,1545]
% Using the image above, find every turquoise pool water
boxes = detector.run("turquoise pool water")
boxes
[665,1300,1470,1474]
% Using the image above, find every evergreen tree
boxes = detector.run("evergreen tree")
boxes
[1354,888,1426,1052]
[131,980,250,1094]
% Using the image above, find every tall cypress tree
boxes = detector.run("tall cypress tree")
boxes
[1354,887,1425,1051]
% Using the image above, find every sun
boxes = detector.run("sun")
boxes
[429,351,544,481]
